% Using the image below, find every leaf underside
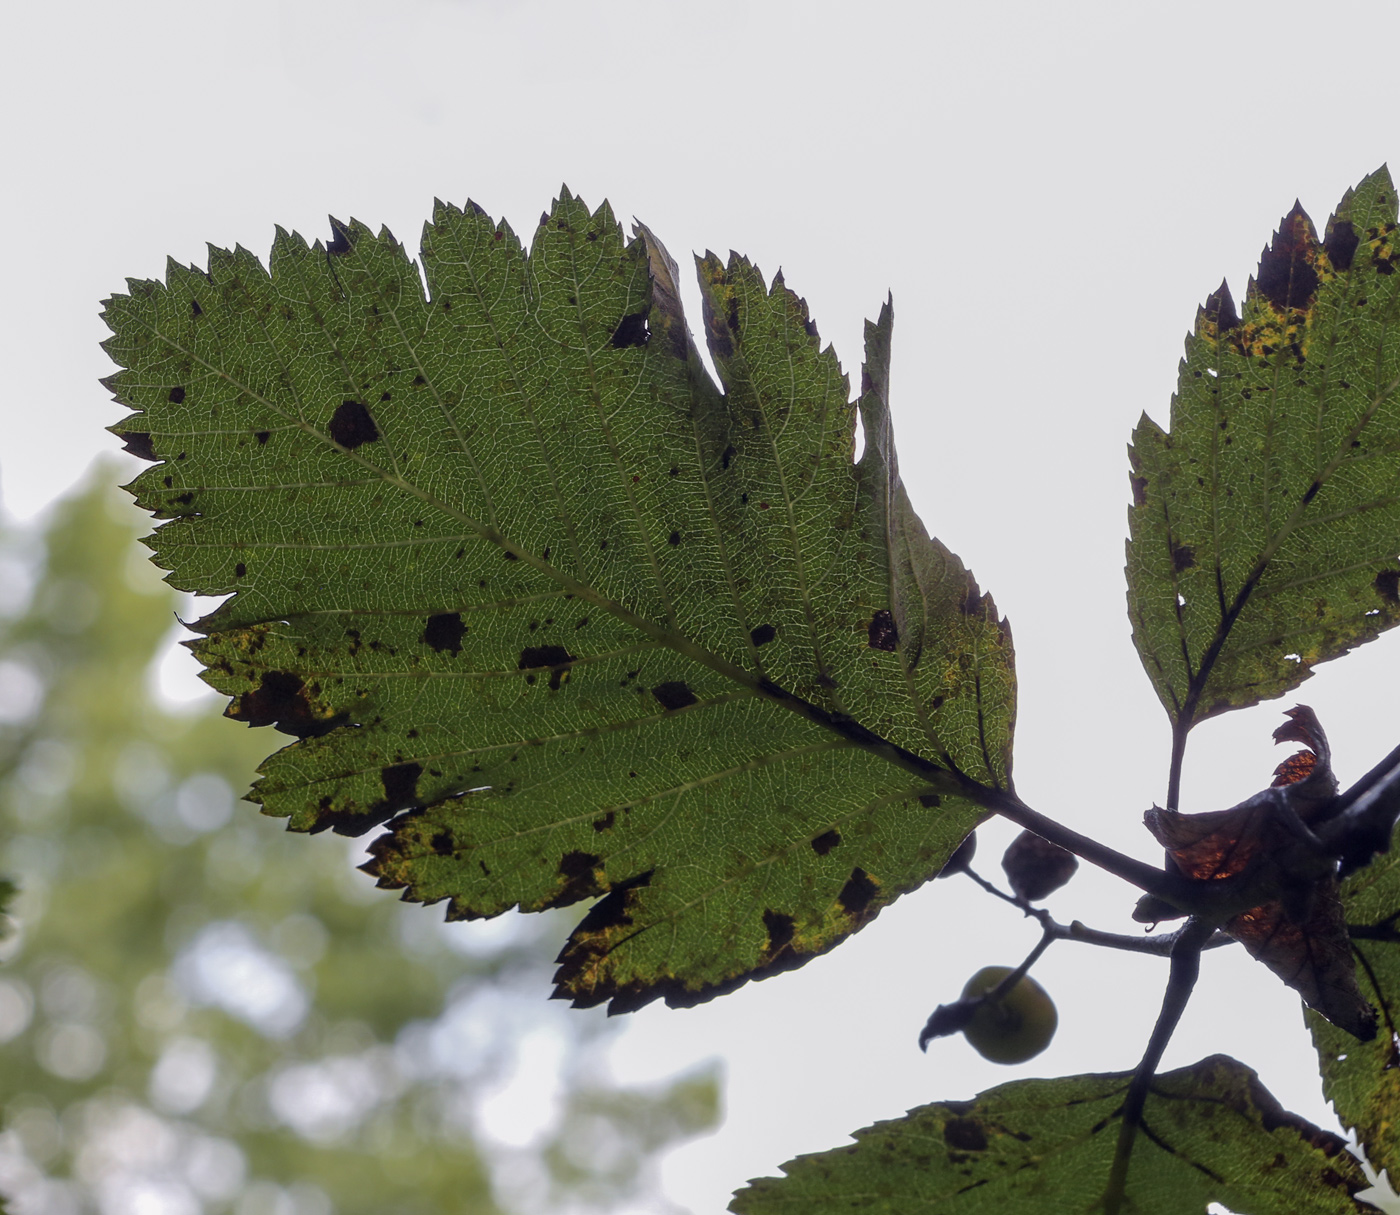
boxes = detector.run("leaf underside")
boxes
[1128,168,1400,732]
[729,1056,1366,1215]
[103,190,1014,1012]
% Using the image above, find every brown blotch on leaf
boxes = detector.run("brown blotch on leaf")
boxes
[1374,569,1400,604]
[592,811,615,833]
[234,563,246,579]
[421,612,467,655]
[255,430,270,445]
[519,644,574,691]
[1324,220,1360,272]
[721,444,736,470]
[811,830,842,856]
[121,432,158,461]
[431,831,454,856]
[227,670,347,738]
[867,609,898,651]
[651,681,698,711]
[556,851,604,905]
[750,623,776,647]
[1203,279,1241,331]
[1257,203,1320,311]
[762,909,796,956]
[168,386,186,403]
[1171,541,1196,573]
[838,868,878,916]
[1131,475,1148,507]
[328,399,380,449]
[326,220,353,256]
[943,1118,988,1152]
[380,762,422,807]
[609,311,649,348]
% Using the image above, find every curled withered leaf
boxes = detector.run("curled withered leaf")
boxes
[1142,707,1374,1039]
[1001,829,1078,902]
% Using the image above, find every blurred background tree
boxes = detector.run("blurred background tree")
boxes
[0,465,719,1215]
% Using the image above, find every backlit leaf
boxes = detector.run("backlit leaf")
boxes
[729,1056,1366,1215]
[102,191,1015,1012]
[1127,168,1400,732]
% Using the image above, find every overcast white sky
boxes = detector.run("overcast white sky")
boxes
[6,0,1400,1210]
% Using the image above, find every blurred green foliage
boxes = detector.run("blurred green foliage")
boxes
[0,466,718,1215]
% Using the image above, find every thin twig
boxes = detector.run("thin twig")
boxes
[959,868,1234,957]
[1099,916,1216,1215]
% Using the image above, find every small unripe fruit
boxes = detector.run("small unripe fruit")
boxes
[1001,829,1078,902]
[960,965,1058,1064]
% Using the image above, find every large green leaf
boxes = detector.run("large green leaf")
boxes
[1127,168,1400,732]
[102,190,1014,1011]
[1308,839,1400,1182]
[729,1056,1366,1215]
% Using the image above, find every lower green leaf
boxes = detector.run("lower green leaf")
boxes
[1309,840,1400,1181]
[729,1056,1365,1215]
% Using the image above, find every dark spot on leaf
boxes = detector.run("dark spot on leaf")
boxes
[121,432,158,461]
[575,617,589,629]
[557,851,603,905]
[519,644,574,691]
[234,563,246,578]
[1171,541,1196,572]
[1375,570,1400,604]
[227,670,347,738]
[668,530,681,546]
[721,444,736,470]
[868,609,898,651]
[651,681,698,711]
[412,374,426,386]
[592,811,615,833]
[566,870,652,943]
[1203,279,1240,331]
[838,868,878,916]
[190,299,202,317]
[811,830,841,856]
[503,550,518,560]
[919,793,942,808]
[610,311,649,348]
[1325,220,1360,271]
[1302,480,1321,505]
[255,430,270,445]
[762,909,795,955]
[943,1119,988,1152]
[1257,203,1320,310]
[174,492,194,506]
[727,296,740,334]
[751,623,776,647]
[380,762,422,807]
[422,612,466,655]
[328,399,380,449]
[431,831,454,856]
[168,386,186,403]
